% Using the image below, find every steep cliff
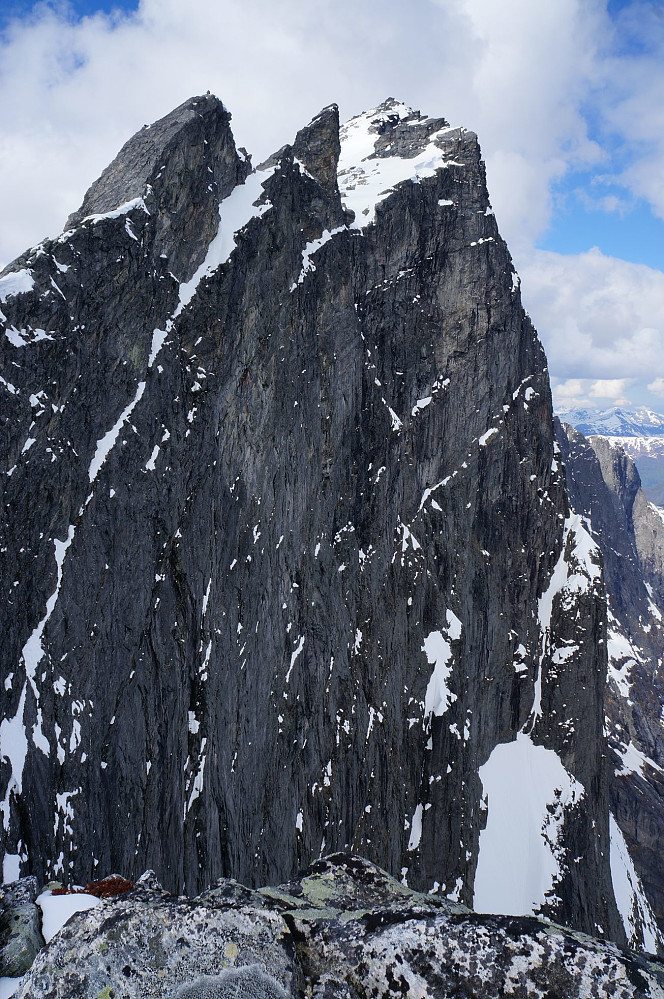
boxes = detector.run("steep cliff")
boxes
[558,424,664,937]
[0,94,642,947]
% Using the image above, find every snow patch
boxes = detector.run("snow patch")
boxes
[478,427,499,447]
[474,732,584,916]
[36,889,100,943]
[338,104,462,228]
[407,803,423,851]
[422,610,463,719]
[82,196,148,225]
[0,269,34,302]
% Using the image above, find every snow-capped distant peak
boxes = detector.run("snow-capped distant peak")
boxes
[338,99,467,229]
[558,406,664,439]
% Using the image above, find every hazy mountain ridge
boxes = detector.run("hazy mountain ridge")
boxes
[559,406,664,506]
[557,406,664,438]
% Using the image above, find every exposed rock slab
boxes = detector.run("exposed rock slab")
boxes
[0,875,44,977]
[14,858,664,999]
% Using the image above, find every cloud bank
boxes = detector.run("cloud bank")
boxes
[0,0,663,408]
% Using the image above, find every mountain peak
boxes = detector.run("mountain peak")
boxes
[65,94,250,282]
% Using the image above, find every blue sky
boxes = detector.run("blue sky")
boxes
[540,167,664,273]
[537,0,664,274]
[0,0,662,414]
[0,0,138,27]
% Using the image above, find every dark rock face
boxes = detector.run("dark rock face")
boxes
[557,423,664,937]
[14,858,664,999]
[0,95,633,946]
[65,94,250,282]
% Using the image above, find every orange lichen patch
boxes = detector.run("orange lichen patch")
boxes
[51,876,134,898]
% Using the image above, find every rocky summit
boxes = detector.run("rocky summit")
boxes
[0,91,663,973]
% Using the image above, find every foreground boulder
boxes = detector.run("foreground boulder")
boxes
[15,857,664,998]
[0,875,44,977]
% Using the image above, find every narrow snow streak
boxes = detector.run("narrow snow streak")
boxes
[609,814,659,952]
[88,383,146,483]
[0,526,75,826]
[81,197,148,225]
[291,226,346,290]
[286,636,305,683]
[177,166,277,314]
[528,514,600,730]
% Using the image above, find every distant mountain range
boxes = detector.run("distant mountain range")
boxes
[558,407,664,505]
[557,406,664,438]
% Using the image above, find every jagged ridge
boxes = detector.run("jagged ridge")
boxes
[0,93,654,951]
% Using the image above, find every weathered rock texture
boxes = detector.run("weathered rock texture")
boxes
[0,94,641,946]
[557,424,664,933]
[14,857,664,999]
[0,875,44,976]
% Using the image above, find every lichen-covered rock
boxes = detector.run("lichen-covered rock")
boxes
[175,967,291,999]
[13,859,664,999]
[15,871,299,999]
[0,875,44,976]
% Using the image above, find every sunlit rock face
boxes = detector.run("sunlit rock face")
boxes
[0,93,647,948]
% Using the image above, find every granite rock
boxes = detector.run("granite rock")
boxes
[13,858,664,999]
[0,95,637,948]
[0,875,44,976]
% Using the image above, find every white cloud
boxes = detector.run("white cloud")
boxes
[0,0,663,411]
[648,377,664,398]
[552,376,634,411]
[441,0,607,253]
[0,0,472,264]
[0,0,624,264]
[520,248,664,400]
[597,3,664,219]
[589,378,634,401]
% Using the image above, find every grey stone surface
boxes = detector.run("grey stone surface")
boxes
[12,859,664,999]
[0,876,44,976]
[64,94,250,281]
[0,95,626,945]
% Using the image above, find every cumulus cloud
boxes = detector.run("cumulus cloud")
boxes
[440,0,606,254]
[649,378,664,398]
[598,2,664,219]
[0,0,619,263]
[0,0,472,264]
[520,247,664,401]
[1,0,664,409]
[552,377,634,411]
